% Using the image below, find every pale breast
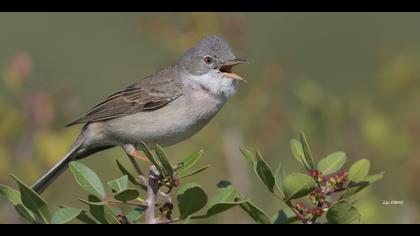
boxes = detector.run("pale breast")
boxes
[103,88,226,148]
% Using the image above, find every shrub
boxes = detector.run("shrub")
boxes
[0,132,383,224]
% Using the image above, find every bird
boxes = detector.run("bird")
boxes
[32,35,248,194]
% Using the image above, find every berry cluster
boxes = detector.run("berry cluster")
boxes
[295,169,348,223]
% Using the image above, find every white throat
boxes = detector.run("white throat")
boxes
[183,70,238,98]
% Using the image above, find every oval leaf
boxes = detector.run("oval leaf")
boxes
[254,151,275,192]
[116,160,143,187]
[69,162,106,199]
[177,165,210,180]
[283,173,316,200]
[317,151,347,175]
[12,175,49,223]
[15,204,37,223]
[177,150,203,174]
[299,132,315,170]
[107,175,128,193]
[86,195,120,224]
[126,208,145,224]
[340,172,384,200]
[274,164,286,195]
[177,182,207,219]
[290,139,310,170]
[206,185,247,217]
[76,211,98,224]
[155,145,173,183]
[114,189,140,202]
[0,184,22,205]
[364,172,384,184]
[138,142,164,176]
[240,147,255,166]
[240,201,272,224]
[51,207,82,224]
[326,201,361,224]
[348,159,370,183]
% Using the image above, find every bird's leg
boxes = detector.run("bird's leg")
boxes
[122,144,150,163]
[123,144,172,199]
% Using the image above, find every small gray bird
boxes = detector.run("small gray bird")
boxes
[32,35,248,194]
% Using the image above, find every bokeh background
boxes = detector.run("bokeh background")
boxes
[1,12,420,223]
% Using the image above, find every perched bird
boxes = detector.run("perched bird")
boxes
[32,35,248,194]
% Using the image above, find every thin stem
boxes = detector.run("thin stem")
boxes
[273,191,306,224]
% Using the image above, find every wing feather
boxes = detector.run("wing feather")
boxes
[66,74,183,126]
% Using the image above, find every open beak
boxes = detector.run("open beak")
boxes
[218,58,249,83]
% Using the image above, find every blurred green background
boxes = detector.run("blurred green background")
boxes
[1,12,420,223]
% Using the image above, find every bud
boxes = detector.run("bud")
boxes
[295,202,306,213]
[309,169,324,183]
[311,207,323,217]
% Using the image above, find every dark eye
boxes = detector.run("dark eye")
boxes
[203,56,213,65]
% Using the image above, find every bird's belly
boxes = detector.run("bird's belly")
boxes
[104,94,225,148]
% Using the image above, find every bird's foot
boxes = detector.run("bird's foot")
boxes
[122,144,150,163]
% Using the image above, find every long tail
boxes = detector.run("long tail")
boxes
[32,127,115,194]
[32,141,83,194]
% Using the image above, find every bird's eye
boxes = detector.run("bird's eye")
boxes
[203,56,213,65]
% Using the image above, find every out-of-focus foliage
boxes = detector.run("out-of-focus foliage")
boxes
[1,12,420,223]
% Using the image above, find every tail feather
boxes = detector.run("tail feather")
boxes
[32,143,82,194]
[32,123,116,194]
[32,145,115,194]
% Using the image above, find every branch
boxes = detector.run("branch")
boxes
[145,166,160,224]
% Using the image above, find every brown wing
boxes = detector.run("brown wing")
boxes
[66,75,183,127]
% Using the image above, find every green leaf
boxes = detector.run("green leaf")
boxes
[364,172,384,184]
[177,182,208,219]
[300,132,315,170]
[317,151,347,175]
[0,184,37,223]
[138,142,164,176]
[56,205,96,224]
[69,162,106,199]
[12,175,49,223]
[177,165,210,180]
[348,159,370,183]
[107,175,128,193]
[274,164,286,195]
[116,160,142,187]
[114,189,140,202]
[271,210,300,224]
[79,198,107,206]
[85,195,120,224]
[206,185,247,217]
[155,145,173,179]
[254,151,275,193]
[340,172,384,199]
[283,173,317,200]
[76,211,98,224]
[177,150,203,174]
[240,147,255,166]
[290,139,310,170]
[326,201,361,224]
[126,208,144,224]
[51,207,82,224]
[15,204,37,223]
[0,184,21,205]
[240,201,271,224]
[339,183,369,199]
